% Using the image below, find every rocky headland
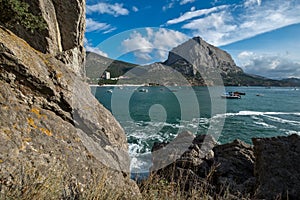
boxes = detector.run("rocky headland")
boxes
[0,0,300,199]
[150,133,300,199]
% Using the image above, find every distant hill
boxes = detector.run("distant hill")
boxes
[85,39,300,87]
[85,52,137,84]
[280,78,300,87]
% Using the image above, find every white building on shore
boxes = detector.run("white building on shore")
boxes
[104,71,110,80]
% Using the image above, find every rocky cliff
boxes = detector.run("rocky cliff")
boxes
[6,0,86,77]
[163,36,243,86]
[0,1,139,198]
[150,134,300,199]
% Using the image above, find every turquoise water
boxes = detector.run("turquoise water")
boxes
[91,86,300,173]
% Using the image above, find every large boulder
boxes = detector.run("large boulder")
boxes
[253,134,300,200]
[212,139,255,196]
[0,25,139,198]
[151,134,255,198]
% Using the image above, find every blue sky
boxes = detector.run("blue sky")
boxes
[85,0,300,79]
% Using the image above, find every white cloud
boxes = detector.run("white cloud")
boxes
[166,0,300,46]
[86,3,129,17]
[182,11,237,45]
[132,6,139,12]
[166,5,228,25]
[180,0,195,5]
[237,51,300,79]
[152,28,189,59]
[122,31,154,53]
[86,46,109,57]
[238,51,255,59]
[85,18,114,33]
[162,2,175,11]
[84,37,108,57]
[244,0,262,7]
[190,6,196,11]
[121,28,188,62]
[102,27,117,34]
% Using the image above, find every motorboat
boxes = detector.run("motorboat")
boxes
[138,88,148,93]
[234,91,246,95]
[221,92,241,99]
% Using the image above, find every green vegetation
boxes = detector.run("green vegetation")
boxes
[0,0,47,32]
[98,79,118,85]
[86,52,137,84]
[106,59,137,78]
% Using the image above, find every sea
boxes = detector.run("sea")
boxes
[91,86,300,175]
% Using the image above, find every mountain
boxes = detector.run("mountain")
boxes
[85,52,137,84]
[163,36,243,85]
[85,37,300,87]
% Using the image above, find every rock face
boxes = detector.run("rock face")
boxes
[151,134,255,197]
[0,26,139,198]
[253,134,300,200]
[163,37,243,86]
[8,0,85,76]
[0,1,140,197]
[212,139,255,196]
[151,134,300,199]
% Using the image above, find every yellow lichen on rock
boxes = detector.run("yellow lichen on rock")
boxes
[40,127,53,137]
[27,117,37,129]
[31,107,47,119]
[31,108,41,117]
[74,137,81,143]
[56,72,63,79]
[27,117,52,136]
[22,137,32,142]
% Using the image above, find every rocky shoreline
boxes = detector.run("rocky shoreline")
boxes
[1,0,300,199]
[150,132,300,199]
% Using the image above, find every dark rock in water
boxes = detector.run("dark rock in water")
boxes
[253,134,300,200]
[150,133,300,199]
[213,139,255,196]
[151,131,196,172]
[150,133,255,198]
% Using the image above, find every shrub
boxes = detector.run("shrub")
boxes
[0,0,47,32]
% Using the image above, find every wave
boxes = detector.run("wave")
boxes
[224,111,300,117]
[125,111,300,172]
[264,115,300,126]
[253,121,277,129]
[280,129,300,136]
[130,153,152,173]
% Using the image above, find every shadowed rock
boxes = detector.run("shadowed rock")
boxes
[253,134,300,200]
[151,133,300,199]
[213,139,255,196]
[151,134,255,198]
